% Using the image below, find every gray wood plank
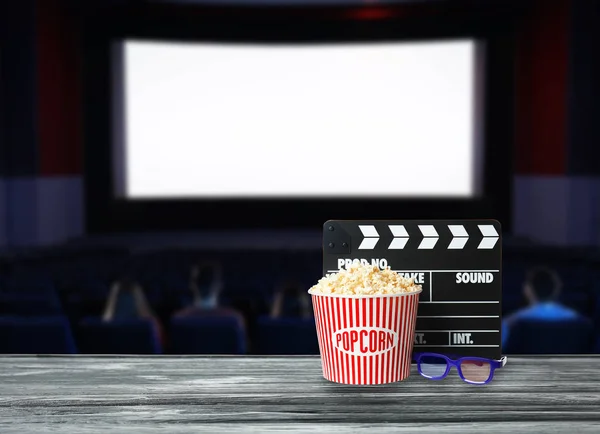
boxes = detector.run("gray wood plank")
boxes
[0,356,599,433]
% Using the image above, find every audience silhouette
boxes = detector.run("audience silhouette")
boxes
[175,262,244,324]
[270,281,311,319]
[102,276,165,344]
[502,266,585,348]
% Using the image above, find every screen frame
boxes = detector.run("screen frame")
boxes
[82,2,517,232]
[116,38,484,199]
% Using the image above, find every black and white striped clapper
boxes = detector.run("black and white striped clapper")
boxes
[322,220,502,360]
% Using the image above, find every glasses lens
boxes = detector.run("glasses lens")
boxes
[419,355,448,379]
[460,360,492,384]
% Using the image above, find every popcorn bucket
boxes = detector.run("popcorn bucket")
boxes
[309,290,421,385]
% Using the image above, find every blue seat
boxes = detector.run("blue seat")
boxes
[78,318,162,354]
[502,295,525,316]
[0,295,63,316]
[504,317,594,354]
[5,275,56,296]
[79,281,111,300]
[169,316,246,355]
[256,316,319,355]
[160,273,188,294]
[559,291,595,318]
[0,316,77,354]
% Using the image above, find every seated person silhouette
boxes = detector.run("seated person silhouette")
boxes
[270,281,312,319]
[175,262,243,324]
[501,266,584,348]
[102,277,165,343]
[102,278,156,321]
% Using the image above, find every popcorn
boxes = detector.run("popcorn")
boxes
[308,262,422,296]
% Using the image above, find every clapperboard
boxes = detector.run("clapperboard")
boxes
[322,220,502,359]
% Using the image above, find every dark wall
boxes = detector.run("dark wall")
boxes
[0,0,39,178]
[514,0,569,176]
[568,0,600,176]
[37,0,82,176]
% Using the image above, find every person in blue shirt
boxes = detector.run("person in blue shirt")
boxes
[502,266,583,348]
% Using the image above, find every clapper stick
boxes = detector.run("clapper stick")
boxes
[322,220,502,359]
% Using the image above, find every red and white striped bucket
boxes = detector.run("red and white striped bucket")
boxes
[309,290,421,385]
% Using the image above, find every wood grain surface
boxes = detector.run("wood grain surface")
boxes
[0,356,599,433]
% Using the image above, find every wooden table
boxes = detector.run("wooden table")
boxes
[0,356,599,433]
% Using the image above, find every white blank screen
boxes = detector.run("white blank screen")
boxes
[122,40,479,198]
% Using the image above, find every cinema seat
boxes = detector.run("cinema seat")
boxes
[169,315,246,354]
[78,317,163,354]
[4,276,56,296]
[502,295,524,316]
[0,295,63,316]
[255,316,319,355]
[559,291,595,318]
[504,317,594,354]
[0,316,77,354]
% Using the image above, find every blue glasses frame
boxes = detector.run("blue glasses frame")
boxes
[413,352,508,385]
